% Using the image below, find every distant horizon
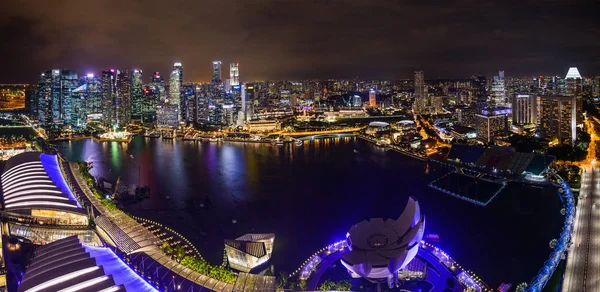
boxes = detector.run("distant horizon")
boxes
[1,65,591,85]
[1,1,598,84]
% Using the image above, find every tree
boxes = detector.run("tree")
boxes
[173,245,186,262]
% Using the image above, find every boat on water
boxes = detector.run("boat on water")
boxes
[275,141,285,146]
[149,133,161,138]
[295,140,304,146]
[209,137,218,142]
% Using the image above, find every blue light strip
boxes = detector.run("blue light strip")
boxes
[84,245,157,292]
[40,154,82,208]
[526,179,574,291]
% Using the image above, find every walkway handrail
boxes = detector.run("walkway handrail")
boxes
[526,174,575,291]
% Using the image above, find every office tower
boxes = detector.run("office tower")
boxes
[49,70,62,124]
[511,94,537,125]
[352,94,362,107]
[81,73,102,121]
[37,72,51,125]
[432,96,443,114]
[59,70,78,126]
[473,75,487,108]
[116,69,131,127]
[101,69,118,125]
[413,71,425,113]
[368,89,377,107]
[141,85,157,123]
[565,67,583,127]
[540,95,576,145]
[492,71,507,106]
[131,69,143,121]
[196,85,209,124]
[474,112,506,143]
[212,61,222,83]
[242,84,254,121]
[230,63,240,86]
[150,72,166,103]
[181,83,196,124]
[565,67,583,96]
[71,82,88,128]
[169,63,183,121]
[25,85,37,118]
[457,107,478,127]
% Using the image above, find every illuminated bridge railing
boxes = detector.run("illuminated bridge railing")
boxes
[526,177,575,292]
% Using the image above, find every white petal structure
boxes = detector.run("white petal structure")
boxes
[341,196,425,280]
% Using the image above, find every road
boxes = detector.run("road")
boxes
[563,164,600,292]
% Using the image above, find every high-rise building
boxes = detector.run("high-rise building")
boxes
[369,89,376,107]
[37,72,52,125]
[242,84,254,121]
[116,70,131,127]
[181,83,196,124]
[141,85,157,123]
[82,74,102,121]
[473,75,487,108]
[511,94,537,125]
[101,69,118,125]
[131,69,143,121]
[169,63,183,121]
[230,63,240,86]
[491,71,507,106]
[151,72,166,103]
[37,69,77,126]
[540,95,576,145]
[564,67,583,127]
[212,61,222,83]
[413,71,426,113]
[59,70,78,126]
[474,112,506,143]
[71,82,88,128]
[195,84,209,124]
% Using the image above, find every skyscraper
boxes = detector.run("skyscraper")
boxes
[492,71,507,106]
[540,95,577,145]
[230,63,240,86]
[37,72,51,125]
[369,89,376,107]
[511,94,537,125]
[83,74,102,120]
[473,75,487,108]
[565,67,583,127]
[101,69,118,125]
[131,69,143,121]
[60,70,78,126]
[116,70,132,127]
[151,72,166,103]
[413,71,426,114]
[169,62,183,121]
[50,70,62,124]
[212,61,222,83]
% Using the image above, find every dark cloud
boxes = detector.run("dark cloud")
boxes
[0,0,598,83]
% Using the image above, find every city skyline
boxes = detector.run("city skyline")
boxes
[1,0,599,83]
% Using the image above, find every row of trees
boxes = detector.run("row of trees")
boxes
[180,255,237,284]
[77,161,119,211]
[319,279,351,291]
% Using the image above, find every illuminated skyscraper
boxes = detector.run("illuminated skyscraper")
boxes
[37,72,51,125]
[169,62,183,121]
[230,63,240,86]
[83,74,102,120]
[151,72,166,102]
[369,89,376,107]
[473,75,487,108]
[212,61,222,83]
[492,71,507,106]
[511,94,537,125]
[116,69,131,127]
[101,69,118,125]
[59,70,78,126]
[413,71,426,113]
[131,69,143,121]
[565,67,583,126]
[540,95,576,145]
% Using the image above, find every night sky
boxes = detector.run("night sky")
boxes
[1,0,599,83]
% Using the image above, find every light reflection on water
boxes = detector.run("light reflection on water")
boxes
[55,136,561,286]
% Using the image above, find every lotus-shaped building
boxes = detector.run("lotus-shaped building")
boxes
[341,196,425,281]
